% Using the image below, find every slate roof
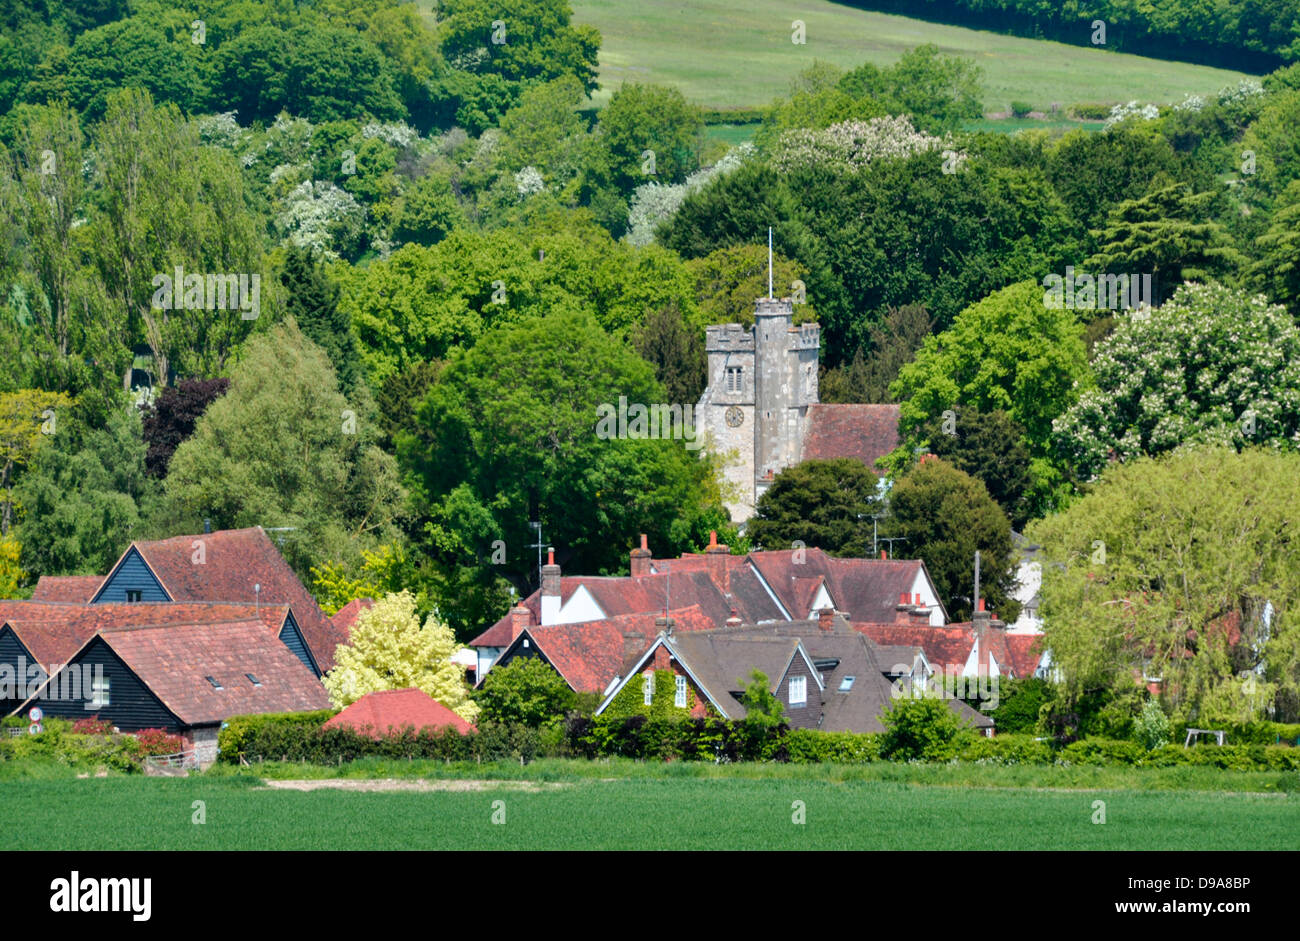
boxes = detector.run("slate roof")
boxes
[508,605,717,694]
[663,633,806,719]
[324,688,474,737]
[686,618,994,732]
[801,403,901,469]
[30,575,103,603]
[119,527,345,672]
[31,619,330,726]
[0,601,293,670]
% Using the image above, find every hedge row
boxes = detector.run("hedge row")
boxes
[217,712,1299,772]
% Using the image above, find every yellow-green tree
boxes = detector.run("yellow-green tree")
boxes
[323,590,478,722]
[0,389,74,535]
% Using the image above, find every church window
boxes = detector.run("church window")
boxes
[726,366,743,392]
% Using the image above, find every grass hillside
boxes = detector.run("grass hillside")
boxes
[565,0,1250,111]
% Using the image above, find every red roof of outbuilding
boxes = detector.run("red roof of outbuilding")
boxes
[30,575,103,603]
[115,528,345,671]
[324,688,475,737]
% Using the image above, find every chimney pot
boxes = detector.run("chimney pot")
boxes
[540,550,562,624]
[708,530,718,549]
[547,547,555,566]
[978,598,985,612]
[880,550,886,560]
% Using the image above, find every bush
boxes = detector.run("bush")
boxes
[473,657,575,728]
[1010,101,1033,117]
[1070,102,1113,120]
[959,733,1054,764]
[1134,700,1172,749]
[786,729,880,763]
[985,678,1050,734]
[218,710,337,762]
[133,729,187,757]
[72,716,115,735]
[881,697,978,761]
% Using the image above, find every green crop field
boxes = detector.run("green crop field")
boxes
[4,761,1296,850]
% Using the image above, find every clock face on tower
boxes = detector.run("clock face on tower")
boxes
[725,406,744,428]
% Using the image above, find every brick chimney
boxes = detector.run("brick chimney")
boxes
[655,614,674,636]
[705,530,730,594]
[622,630,646,662]
[540,547,561,625]
[725,607,742,629]
[510,603,531,641]
[894,592,912,624]
[817,606,834,632]
[630,533,652,578]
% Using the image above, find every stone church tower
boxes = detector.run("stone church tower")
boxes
[697,296,820,521]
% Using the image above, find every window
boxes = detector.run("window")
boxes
[788,675,807,706]
[643,672,654,705]
[205,675,224,691]
[125,590,142,603]
[839,676,855,692]
[725,365,743,393]
[91,676,110,708]
[246,673,262,687]
[674,675,687,708]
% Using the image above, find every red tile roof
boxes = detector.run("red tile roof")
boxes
[853,621,1046,678]
[0,601,292,669]
[516,605,716,693]
[122,528,345,671]
[801,404,901,469]
[324,688,475,737]
[57,619,331,725]
[330,598,375,639]
[30,575,103,603]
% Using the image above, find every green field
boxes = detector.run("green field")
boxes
[413,1,1249,113]
[4,760,1296,850]
[569,0,1250,111]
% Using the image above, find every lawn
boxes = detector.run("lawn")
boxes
[565,0,1250,110]
[4,760,1296,850]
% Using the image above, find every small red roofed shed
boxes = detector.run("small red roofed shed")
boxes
[323,688,476,738]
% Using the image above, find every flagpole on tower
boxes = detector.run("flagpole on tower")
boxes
[768,226,773,299]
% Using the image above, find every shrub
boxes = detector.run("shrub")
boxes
[1134,700,1172,749]
[218,710,337,762]
[72,716,115,735]
[1070,102,1113,120]
[959,733,1054,764]
[880,697,977,761]
[133,729,187,757]
[1010,101,1033,117]
[473,657,575,728]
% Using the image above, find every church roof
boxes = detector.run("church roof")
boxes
[801,404,901,470]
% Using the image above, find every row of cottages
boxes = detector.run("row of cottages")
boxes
[471,532,949,678]
[1,527,358,763]
[474,533,1045,733]
[596,609,993,733]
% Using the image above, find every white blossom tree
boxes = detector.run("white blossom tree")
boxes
[1052,282,1300,479]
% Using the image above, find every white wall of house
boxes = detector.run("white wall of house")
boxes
[908,570,945,625]
[806,583,834,618]
[555,585,605,625]
[1009,558,1043,634]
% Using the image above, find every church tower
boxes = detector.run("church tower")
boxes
[697,295,819,521]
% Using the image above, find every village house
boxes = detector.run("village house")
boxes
[595,608,994,734]
[471,533,947,679]
[19,619,331,763]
